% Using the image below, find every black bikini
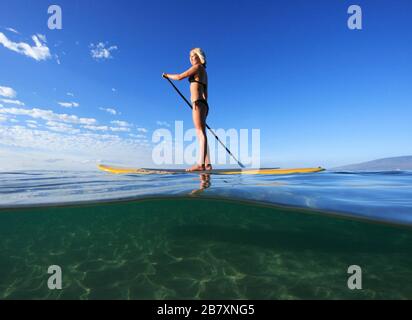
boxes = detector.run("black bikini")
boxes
[189,76,209,112]
[189,75,207,89]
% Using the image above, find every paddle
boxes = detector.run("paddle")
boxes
[163,75,245,168]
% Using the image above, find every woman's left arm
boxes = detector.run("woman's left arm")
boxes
[163,65,199,81]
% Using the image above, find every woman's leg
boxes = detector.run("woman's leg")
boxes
[186,102,208,171]
[201,104,212,170]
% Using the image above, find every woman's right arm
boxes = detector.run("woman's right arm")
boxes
[163,65,199,81]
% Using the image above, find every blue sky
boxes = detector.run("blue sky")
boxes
[0,0,411,170]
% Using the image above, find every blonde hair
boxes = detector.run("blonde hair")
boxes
[191,48,207,68]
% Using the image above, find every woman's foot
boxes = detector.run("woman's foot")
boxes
[186,164,206,172]
[205,164,213,171]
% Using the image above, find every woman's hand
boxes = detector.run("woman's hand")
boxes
[162,73,168,79]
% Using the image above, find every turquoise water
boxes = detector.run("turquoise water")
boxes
[0,170,412,299]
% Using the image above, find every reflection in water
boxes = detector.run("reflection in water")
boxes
[190,174,211,195]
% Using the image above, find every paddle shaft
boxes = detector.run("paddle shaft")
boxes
[164,76,245,168]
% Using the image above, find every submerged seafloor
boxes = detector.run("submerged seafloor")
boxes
[1,197,411,300]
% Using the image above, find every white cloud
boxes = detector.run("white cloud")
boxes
[137,127,148,133]
[83,125,109,131]
[58,101,80,108]
[0,32,51,61]
[89,42,118,60]
[99,107,118,115]
[112,88,117,92]
[6,27,20,34]
[129,133,146,139]
[0,100,154,170]
[55,54,61,65]
[0,106,97,125]
[67,92,74,97]
[46,121,80,134]
[46,121,68,127]
[0,126,151,166]
[83,124,130,133]
[0,86,17,98]
[156,121,171,127]
[0,131,155,171]
[110,127,130,132]
[111,120,131,127]
[1,98,25,106]
[37,34,47,43]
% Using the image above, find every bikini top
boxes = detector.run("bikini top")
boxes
[188,75,207,90]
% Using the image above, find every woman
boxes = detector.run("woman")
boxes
[163,48,212,172]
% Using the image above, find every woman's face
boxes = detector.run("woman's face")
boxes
[190,52,201,65]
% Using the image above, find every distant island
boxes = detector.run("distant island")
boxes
[331,156,412,171]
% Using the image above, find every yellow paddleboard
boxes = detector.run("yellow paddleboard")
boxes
[98,164,325,175]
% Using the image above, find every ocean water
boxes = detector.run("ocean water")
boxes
[0,170,412,299]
